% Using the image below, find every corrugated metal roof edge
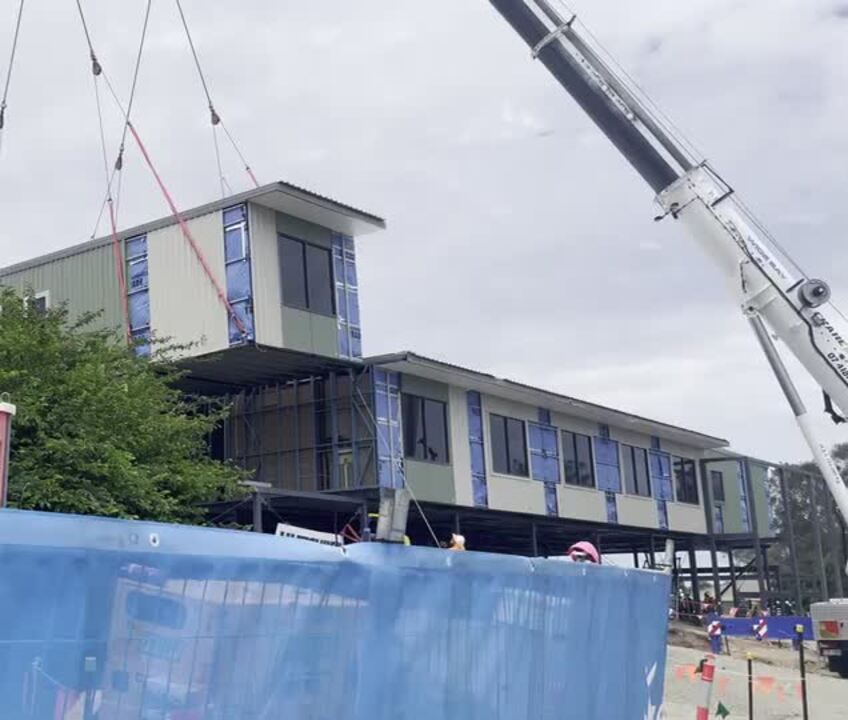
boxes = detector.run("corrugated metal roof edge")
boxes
[366,350,729,449]
[0,181,386,277]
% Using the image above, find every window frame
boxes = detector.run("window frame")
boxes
[561,430,595,488]
[673,456,700,505]
[401,393,450,465]
[279,234,336,317]
[710,470,726,503]
[622,444,652,497]
[528,422,560,484]
[489,414,529,478]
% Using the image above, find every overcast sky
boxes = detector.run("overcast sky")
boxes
[1,0,846,463]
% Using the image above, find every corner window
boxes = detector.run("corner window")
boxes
[490,414,528,477]
[562,430,594,487]
[710,470,725,502]
[402,394,449,464]
[279,235,334,316]
[673,456,699,504]
[623,445,651,497]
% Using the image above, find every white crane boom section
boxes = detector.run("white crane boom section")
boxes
[488,0,848,530]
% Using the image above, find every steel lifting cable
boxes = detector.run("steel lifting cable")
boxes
[75,1,248,340]
[175,0,260,189]
[0,0,26,147]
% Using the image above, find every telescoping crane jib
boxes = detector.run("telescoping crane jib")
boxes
[487,0,848,537]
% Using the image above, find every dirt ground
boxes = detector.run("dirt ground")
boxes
[663,622,845,719]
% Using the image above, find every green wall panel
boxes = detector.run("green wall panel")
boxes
[401,374,450,403]
[281,306,338,357]
[0,245,125,336]
[405,460,456,504]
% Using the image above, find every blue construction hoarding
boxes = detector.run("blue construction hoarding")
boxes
[0,510,671,719]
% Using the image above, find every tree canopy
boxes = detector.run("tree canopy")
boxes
[0,288,245,523]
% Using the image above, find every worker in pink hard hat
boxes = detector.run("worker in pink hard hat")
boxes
[567,540,600,564]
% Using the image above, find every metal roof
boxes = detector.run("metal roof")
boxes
[367,351,728,450]
[0,181,386,277]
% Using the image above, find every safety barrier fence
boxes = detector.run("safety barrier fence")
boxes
[0,510,671,719]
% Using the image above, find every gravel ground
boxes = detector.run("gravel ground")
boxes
[663,643,845,719]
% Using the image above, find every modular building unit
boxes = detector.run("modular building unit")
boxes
[0,182,384,360]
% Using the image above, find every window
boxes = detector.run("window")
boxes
[562,430,594,487]
[623,445,651,497]
[490,414,528,477]
[710,470,725,502]
[673,456,699,504]
[594,436,622,493]
[528,423,560,483]
[402,394,449,464]
[279,235,334,316]
[30,291,49,315]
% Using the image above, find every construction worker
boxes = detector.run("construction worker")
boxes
[706,615,723,654]
[566,540,600,564]
[448,533,466,551]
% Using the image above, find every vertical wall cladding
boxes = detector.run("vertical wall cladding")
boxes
[333,233,362,359]
[247,203,283,347]
[222,204,255,346]
[147,211,229,355]
[467,391,489,508]
[594,425,620,523]
[0,244,125,334]
[737,461,752,533]
[649,437,672,530]
[529,408,559,516]
[374,369,404,488]
[125,235,150,356]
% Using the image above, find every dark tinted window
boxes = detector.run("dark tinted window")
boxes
[305,243,334,315]
[711,470,725,502]
[623,445,651,497]
[280,236,307,309]
[673,456,699,504]
[490,414,528,477]
[562,430,594,487]
[402,395,449,463]
[126,591,187,629]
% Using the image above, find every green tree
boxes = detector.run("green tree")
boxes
[767,445,848,606]
[0,288,245,523]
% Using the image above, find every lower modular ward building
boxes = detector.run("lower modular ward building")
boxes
[1,181,836,611]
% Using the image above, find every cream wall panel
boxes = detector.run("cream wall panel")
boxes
[668,502,707,534]
[488,475,545,515]
[557,486,605,522]
[617,496,659,529]
[148,212,228,356]
[249,203,283,347]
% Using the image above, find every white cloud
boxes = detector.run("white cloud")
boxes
[0,0,845,465]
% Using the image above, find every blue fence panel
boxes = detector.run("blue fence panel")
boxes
[0,510,671,719]
[705,615,813,641]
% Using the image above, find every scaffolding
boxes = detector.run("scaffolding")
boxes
[212,367,378,492]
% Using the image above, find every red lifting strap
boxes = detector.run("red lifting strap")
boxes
[126,122,248,339]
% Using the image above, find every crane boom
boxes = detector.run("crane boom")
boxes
[488,0,848,529]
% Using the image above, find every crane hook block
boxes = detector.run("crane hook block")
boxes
[798,279,831,308]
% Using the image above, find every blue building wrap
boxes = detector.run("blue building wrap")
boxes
[374,369,404,488]
[333,233,362,359]
[223,204,255,346]
[467,391,488,508]
[737,461,752,533]
[530,409,559,517]
[649,447,672,530]
[0,511,671,719]
[125,235,150,356]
